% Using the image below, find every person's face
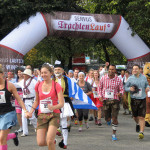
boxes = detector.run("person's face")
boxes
[78,74,85,81]
[7,73,12,79]
[68,72,73,78]
[89,71,94,78]
[94,71,99,78]
[140,68,143,74]
[41,67,51,81]
[74,70,79,77]
[125,72,129,77]
[108,66,116,76]
[121,70,125,75]
[18,70,23,78]
[99,67,103,72]
[26,65,31,69]
[54,67,63,77]
[23,74,30,80]
[33,70,38,76]
[132,66,140,76]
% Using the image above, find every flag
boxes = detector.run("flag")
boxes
[66,76,97,110]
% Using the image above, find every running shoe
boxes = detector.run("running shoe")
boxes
[107,120,111,125]
[139,132,144,139]
[85,122,89,129]
[97,120,102,126]
[17,127,23,133]
[136,124,140,132]
[13,132,19,146]
[58,139,67,149]
[21,134,28,137]
[54,139,57,144]
[63,145,67,149]
[56,129,61,136]
[78,126,83,132]
[112,134,117,141]
[74,120,78,125]
[95,119,98,125]
[89,116,94,121]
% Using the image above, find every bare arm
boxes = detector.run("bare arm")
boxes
[29,91,39,114]
[9,83,29,117]
[48,90,64,111]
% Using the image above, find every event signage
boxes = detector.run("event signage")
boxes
[52,15,114,33]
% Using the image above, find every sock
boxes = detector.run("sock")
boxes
[98,119,101,122]
[0,145,7,150]
[62,129,68,146]
[140,131,144,134]
[112,124,118,131]
[7,133,16,141]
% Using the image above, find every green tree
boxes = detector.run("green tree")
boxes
[0,0,84,40]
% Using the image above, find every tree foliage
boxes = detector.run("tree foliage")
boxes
[0,0,84,40]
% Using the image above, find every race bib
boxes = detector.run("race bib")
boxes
[93,91,99,98]
[0,91,6,104]
[105,90,114,99]
[40,97,53,113]
[133,88,142,98]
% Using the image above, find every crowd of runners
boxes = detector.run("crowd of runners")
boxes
[0,61,149,150]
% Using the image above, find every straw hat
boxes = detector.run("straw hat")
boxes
[22,69,32,77]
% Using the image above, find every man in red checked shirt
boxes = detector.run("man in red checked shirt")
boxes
[98,64,124,141]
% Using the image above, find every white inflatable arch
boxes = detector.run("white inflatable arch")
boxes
[0,12,150,72]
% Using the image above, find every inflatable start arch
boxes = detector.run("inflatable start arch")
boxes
[0,12,150,73]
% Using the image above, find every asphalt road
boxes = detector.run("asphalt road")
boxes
[8,106,150,150]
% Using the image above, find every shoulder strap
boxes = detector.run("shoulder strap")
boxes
[5,80,8,90]
[37,81,41,92]
[54,81,57,95]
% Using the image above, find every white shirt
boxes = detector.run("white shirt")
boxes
[118,75,124,82]
[99,68,108,79]
[17,78,37,98]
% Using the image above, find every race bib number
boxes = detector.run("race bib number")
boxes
[0,91,6,104]
[93,91,99,98]
[105,90,114,99]
[133,88,142,98]
[40,97,53,113]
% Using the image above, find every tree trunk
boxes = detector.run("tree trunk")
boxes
[68,56,72,70]
[102,44,110,63]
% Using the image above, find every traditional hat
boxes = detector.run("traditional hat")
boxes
[22,69,32,77]
[54,60,63,68]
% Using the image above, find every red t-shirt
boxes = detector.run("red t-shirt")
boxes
[35,80,62,115]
